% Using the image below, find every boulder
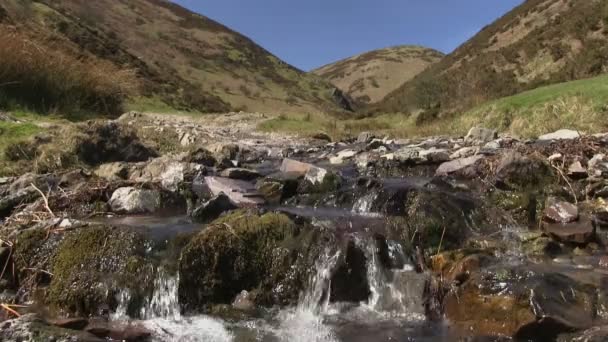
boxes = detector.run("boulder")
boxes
[191,193,238,223]
[279,159,330,185]
[465,127,498,144]
[109,187,161,214]
[357,132,376,144]
[219,168,261,181]
[538,129,581,141]
[495,152,554,189]
[435,155,484,176]
[204,177,264,206]
[131,156,204,192]
[588,154,608,177]
[418,148,450,163]
[179,211,330,309]
[187,148,217,167]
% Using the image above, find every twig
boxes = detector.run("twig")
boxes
[22,268,54,276]
[30,183,55,218]
[437,226,447,255]
[0,304,21,317]
[550,163,578,204]
[0,246,13,281]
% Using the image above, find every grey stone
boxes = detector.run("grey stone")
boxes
[329,149,358,165]
[109,187,161,214]
[543,201,579,223]
[450,147,479,160]
[538,129,581,141]
[204,177,264,206]
[435,155,484,176]
[357,132,376,144]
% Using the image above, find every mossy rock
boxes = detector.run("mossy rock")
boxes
[47,226,154,316]
[13,228,63,288]
[179,210,331,311]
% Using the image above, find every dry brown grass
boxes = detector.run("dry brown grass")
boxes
[0,25,138,117]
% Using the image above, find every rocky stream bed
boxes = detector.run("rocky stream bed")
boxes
[1,113,608,341]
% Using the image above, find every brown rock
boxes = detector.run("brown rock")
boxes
[542,217,595,244]
[543,201,579,224]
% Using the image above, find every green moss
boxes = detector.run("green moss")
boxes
[47,226,153,316]
[179,210,327,310]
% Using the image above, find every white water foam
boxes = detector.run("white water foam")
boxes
[144,316,233,342]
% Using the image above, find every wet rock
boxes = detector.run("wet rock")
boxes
[446,269,599,339]
[109,187,161,214]
[86,321,152,341]
[220,168,261,181]
[357,132,376,143]
[1,314,103,342]
[94,162,129,181]
[538,129,581,141]
[436,155,484,176]
[191,193,238,223]
[543,200,579,223]
[330,240,370,303]
[48,317,89,330]
[179,211,329,309]
[465,127,498,144]
[542,217,595,244]
[232,290,256,311]
[568,161,587,179]
[558,326,608,342]
[204,176,264,206]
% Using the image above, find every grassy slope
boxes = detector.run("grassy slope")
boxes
[313,46,443,104]
[260,74,608,139]
[373,0,608,118]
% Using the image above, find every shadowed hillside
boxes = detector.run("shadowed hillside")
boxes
[0,0,352,116]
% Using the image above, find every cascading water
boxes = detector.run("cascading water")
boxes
[362,239,427,319]
[274,249,342,342]
[140,269,181,320]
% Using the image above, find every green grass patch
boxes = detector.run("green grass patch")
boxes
[453,74,608,137]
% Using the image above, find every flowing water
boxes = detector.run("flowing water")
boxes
[108,229,452,341]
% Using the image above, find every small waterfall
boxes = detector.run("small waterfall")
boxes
[140,269,181,320]
[362,238,426,320]
[276,249,341,342]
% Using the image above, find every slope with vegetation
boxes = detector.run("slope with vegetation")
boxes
[0,0,351,117]
[374,0,608,124]
[313,46,443,104]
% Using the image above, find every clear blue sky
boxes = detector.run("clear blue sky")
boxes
[174,0,524,71]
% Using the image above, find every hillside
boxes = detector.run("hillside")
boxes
[0,0,352,116]
[374,0,608,120]
[313,46,443,104]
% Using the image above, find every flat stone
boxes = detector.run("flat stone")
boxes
[204,177,264,206]
[48,317,89,331]
[538,129,581,141]
[543,201,579,223]
[568,161,587,179]
[465,127,498,144]
[329,149,358,165]
[450,147,479,160]
[542,217,595,244]
[219,168,261,181]
[436,155,484,176]
[280,158,314,176]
